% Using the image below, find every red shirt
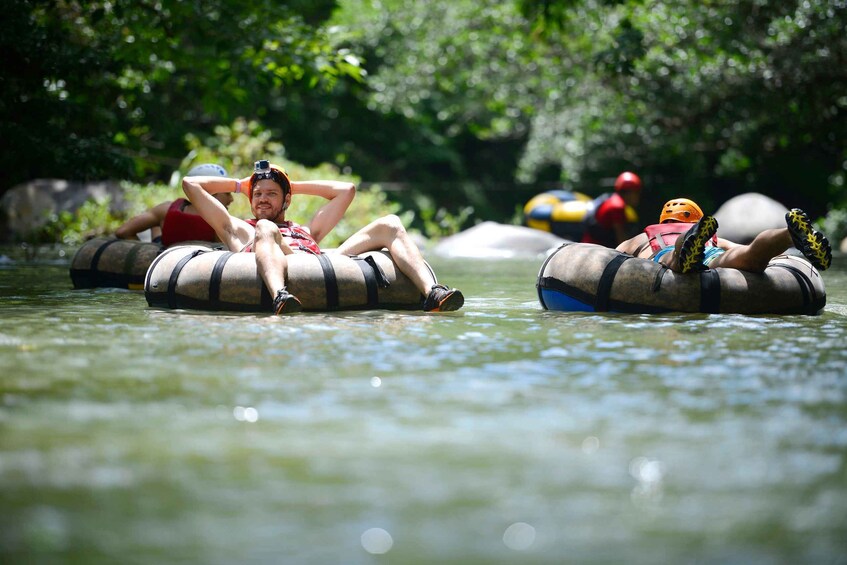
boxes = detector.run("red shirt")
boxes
[161,198,217,247]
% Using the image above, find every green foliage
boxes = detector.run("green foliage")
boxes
[330,0,846,218]
[0,0,363,190]
[123,181,177,212]
[180,117,364,226]
[181,117,469,242]
[510,0,847,213]
[183,118,287,186]
[4,0,846,233]
[39,119,416,245]
[348,1,539,143]
[34,181,174,245]
[37,177,412,246]
[417,205,475,239]
[183,118,421,243]
[36,198,122,245]
[290,185,413,247]
[519,0,582,33]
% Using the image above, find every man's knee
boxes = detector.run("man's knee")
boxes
[254,219,277,240]
[378,214,406,236]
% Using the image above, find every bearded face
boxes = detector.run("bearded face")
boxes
[250,179,289,222]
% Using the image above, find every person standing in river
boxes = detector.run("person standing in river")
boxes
[182,160,464,314]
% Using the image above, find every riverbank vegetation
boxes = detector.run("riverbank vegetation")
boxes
[34,117,466,245]
[3,0,846,241]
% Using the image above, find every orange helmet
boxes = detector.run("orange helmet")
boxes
[660,198,703,223]
[614,172,642,192]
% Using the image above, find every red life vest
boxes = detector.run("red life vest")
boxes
[244,219,322,255]
[642,222,718,253]
[161,198,217,247]
[582,193,627,247]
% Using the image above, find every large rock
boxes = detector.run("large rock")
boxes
[713,193,788,244]
[0,179,126,242]
[433,221,567,259]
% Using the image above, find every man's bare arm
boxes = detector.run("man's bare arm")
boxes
[293,180,356,244]
[182,176,254,251]
[115,201,169,240]
[616,233,649,256]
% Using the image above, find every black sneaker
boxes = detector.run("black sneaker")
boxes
[786,208,831,271]
[272,288,302,315]
[422,284,464,312]
[677,215,718,274]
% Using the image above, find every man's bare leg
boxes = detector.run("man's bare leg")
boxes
[708,229,791,273]
[253,219,301,314]
[336,215,435,293]
[659,209,831,274]
[336,215,464,311]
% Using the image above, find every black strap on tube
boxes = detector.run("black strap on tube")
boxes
[352,256,379,308]
[89,239,121,287]
[770,263,818,314]
[698,269,721,313]
[594,254,630,312]
[122,241,146,279]
[167,249,205,309]
[652,265,669,292]
[317,253,339,310]
[209,252,233,309]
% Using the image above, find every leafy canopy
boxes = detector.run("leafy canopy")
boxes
[0,0,363,190]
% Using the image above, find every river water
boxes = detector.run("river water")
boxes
[1,244,846,564]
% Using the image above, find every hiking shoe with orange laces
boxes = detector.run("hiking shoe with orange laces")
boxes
[422,284,464,312]
[272,288,303,315]
[786,208,831,271]
[677,215,718,274]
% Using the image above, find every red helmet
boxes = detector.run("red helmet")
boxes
[614,172,642,192]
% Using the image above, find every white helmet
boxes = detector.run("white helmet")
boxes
[187,163,228,177]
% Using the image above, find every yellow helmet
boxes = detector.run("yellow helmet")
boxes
[660,198,703,223]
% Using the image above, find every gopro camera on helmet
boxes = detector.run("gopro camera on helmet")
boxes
[251,160,289,194]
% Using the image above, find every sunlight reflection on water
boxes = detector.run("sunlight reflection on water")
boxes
[1,255,846,562]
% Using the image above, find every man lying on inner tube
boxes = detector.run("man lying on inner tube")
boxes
[615,198,832,273]
[182,160,464,314]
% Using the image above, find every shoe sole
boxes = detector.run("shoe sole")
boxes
[786,209,831,271]
[432,290,464,312]
[678,216,718,274]
[274,296,303,315]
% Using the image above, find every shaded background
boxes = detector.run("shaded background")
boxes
[1,0,846,225]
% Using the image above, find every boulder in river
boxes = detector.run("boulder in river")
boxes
[433,221,567,259]
[713,192,789,244]
[0,179,126,242]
